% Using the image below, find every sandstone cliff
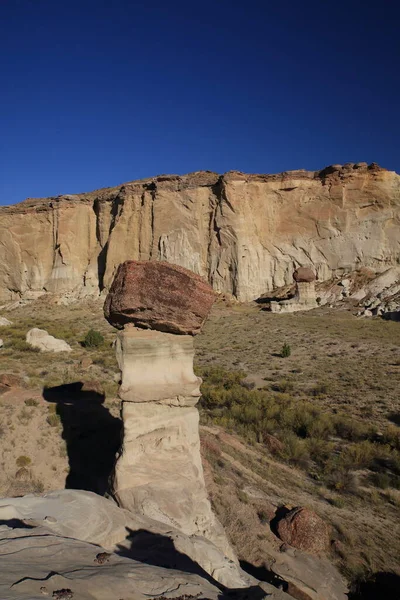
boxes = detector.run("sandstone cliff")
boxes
[1,162,399,303]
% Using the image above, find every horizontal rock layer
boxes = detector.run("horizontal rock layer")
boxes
[1,163,399,302]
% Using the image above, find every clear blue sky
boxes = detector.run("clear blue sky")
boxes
[1,0,399,205]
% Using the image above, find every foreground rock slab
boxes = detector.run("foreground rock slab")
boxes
[26,328,72,352]
[104,260,215,334]
[0,490,288,599]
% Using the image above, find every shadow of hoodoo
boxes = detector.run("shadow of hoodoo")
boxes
[348,572,400,600]
[115,529,268,600]
[43,382,122,495]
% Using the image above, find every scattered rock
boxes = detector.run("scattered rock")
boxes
[26,328,72,353]
[80,356,93,369]
[276,507,330,554]
[52,590,73,600]
[94,551,111,564]
[264,433,285,455]
[104,260,215,335]
[0,339,3,348]
[0,317,12,326]
[80,380,105,397]
[0,373,24,388]
[15,467,31,482]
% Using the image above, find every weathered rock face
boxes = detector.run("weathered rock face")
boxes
[1,163,399,303]
[115,327,201,403]
[104,260,215,334]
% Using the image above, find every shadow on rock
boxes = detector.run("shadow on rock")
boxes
[348,571,400,600]
[43,382,122,495]
[270,505,290,537]
[239,560,284,589]
[115,529,267,600]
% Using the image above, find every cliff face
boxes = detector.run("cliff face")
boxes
[0,162,399,303]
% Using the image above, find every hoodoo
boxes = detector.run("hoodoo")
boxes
[105,260,244,585]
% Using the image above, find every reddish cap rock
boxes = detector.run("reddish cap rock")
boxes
[276,507,330,554]
[293,267,316,283]
[104,261,215,335]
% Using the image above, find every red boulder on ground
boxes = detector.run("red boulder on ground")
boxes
[276,507,330,554]
[104,261,215,335]
[293,267,316,283]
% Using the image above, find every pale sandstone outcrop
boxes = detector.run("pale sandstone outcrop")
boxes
[1,163,399,303]
[115,327,201,403]
[26,327,72,352]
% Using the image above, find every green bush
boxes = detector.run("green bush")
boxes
[47,413,61,427]
[24,398,38,407]
[280,343,291,358]
[16,455,31,467]
[83,329,104,348]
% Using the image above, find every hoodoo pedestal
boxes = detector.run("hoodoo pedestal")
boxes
[105,260,237,565]
[271,266,318,313]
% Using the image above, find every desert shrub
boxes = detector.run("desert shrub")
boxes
[370,472,391,489]
[310,381,330,397]
[24,398,38,407]
[47,413,61,427]
[280,343,291,358]
[13,340,40,353]
[18,407,33,424]
[333,416,370,442]
[280,432,310,467]
[271,379,294,393]
[327,469,359,494]
[198,365,400,484]
[237,489,249,504]
[16,455,31,467]
[83,329,104,348]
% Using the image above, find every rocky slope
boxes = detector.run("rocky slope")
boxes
[1,163,399,303]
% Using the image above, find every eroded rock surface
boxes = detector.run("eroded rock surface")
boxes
[115,327,201,403]
[1,163,399,303]
[104,260,215,334]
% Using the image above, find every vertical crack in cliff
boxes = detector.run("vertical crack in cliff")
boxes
[94,190,124,292]
[207,180,224,286]
[147,182,157,260]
